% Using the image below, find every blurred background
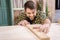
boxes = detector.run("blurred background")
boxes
[0,0,60,26]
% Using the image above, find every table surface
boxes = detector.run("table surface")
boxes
[47,23,60,40]
[0,26,40,40]
[0,23,60,40]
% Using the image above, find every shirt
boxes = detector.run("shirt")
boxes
[15,11,46,24]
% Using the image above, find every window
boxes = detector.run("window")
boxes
[13,0,27,10]
[11,0,28,24]
[56,0,60,9]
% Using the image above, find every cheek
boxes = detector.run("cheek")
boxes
[33,11,36,16]
[26,14,30,17]
[27,14,30,17]
[34,13,36,16]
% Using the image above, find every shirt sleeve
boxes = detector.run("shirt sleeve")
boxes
[37,11,47,24]
[15,12,26,25]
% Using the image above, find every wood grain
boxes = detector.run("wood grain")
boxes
[26,24,50,40]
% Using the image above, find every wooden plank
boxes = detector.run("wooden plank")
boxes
[26,24,50,40]
[0,26,40,40]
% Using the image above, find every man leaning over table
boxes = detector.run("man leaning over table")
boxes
[15,1,51,33]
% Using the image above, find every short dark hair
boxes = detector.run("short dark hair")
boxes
[24,1,36,10]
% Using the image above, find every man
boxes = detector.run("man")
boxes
[15,1,51,33]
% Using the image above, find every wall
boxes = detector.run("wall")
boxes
[47,0,55,22]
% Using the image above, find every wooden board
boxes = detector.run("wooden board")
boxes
[26,24,50,40]
[0,26,40,40]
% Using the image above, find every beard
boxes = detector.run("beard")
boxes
[29,17,35,20]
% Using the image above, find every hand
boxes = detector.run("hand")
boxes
[32,24,44,32]
[18,20,30,26]
[33,24,41,29]
[40,24,50,33]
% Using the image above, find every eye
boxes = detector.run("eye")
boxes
[32,12,34,14]
[28,13,31,14]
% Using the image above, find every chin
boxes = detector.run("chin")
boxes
[30,18,34,20]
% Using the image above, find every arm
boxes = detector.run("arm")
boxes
[15,12,30,26]
[18,20,30,26]
[41,18,51,33]
[44,18,51,26]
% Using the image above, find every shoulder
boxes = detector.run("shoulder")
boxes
[17,12,26,22]
[15,12,26,24]
[36,11,46,20]
[19,12,26,17]
[18,12,26,18]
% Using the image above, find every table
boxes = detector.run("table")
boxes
[47,23,60,40]
[0,23,60,40]
[0,26,39,40]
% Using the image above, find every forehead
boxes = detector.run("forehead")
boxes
[25,8,36,12]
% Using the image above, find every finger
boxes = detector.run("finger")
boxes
[44,27,49,33]
[22,22,26,26]
[25,22,30,25]
[19,21,25,26]
[19,22,23,26]
[39,25,43,32]
[39,25,45,32]
[24,20,30,25]
[33,27,40,29]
